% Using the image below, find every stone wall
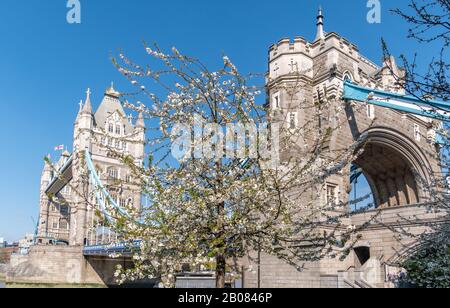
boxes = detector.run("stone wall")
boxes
[7,246,110,286]
[0,247,18,264]
[243,204,445,288]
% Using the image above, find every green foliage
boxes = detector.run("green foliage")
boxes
[401,243,450,288]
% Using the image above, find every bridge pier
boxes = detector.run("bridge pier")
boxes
[6,246,126,287]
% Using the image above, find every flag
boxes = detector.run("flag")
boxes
[54,145,64,151]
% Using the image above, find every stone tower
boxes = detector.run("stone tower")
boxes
[244,8,443,288]
[37,84,146,247]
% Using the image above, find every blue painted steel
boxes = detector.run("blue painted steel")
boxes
[83,240,142,256]
[343,81,450,121]
[45,155,73,193]
[85,149,138,223]
[350,165,363,184]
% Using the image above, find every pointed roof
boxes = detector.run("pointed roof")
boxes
[135,112,146,129]
[315,6,325,41]
[94,84,133,134]
[81,88,93,114]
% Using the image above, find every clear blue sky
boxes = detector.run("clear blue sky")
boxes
[0,0,440,242]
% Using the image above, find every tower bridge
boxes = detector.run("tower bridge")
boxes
[6,9,449,288]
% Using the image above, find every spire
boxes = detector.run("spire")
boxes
[135,112,146,129]
[105,81,120,98]
[315,6,325,41]
[75,99,83,123]
[82,88,93,114]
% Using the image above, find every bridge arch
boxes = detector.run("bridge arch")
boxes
[352,127,433,208]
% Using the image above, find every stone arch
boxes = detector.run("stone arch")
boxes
[353,127,433,208]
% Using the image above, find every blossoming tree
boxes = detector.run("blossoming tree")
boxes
[89,44,371,288]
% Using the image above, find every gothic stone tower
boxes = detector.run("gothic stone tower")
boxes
[37,84,145,247]
[244,9,443,288]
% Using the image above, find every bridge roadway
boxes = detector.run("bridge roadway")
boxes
[83,241,142,257]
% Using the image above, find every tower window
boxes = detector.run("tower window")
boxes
[288,112,298,130]
[343,72,353,82]
[108,167,118,179]
[60,205,69,215]
[367,104,375,120]
[414,124,421,142]
[59,219,68,230]
[272,92,281,110]
[326,183,340,206]
[119,198,127,207]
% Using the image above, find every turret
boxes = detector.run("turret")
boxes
[134,112,146,164]
[74,89,94,152]
[40,155,53,191]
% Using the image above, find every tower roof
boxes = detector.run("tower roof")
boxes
[94,84,133,134]
[81,88,93,114]
[315,6,325,41]
[135,112,146,129]
[105,82,121,98]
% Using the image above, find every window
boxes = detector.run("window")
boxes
[326,184,340,206]
[119,198,127,207]
[60,205,69,216]
[343,71,353,82]
[125,175,132,183]
[272,92,281,110]
[59,219,68,230]
[51,205,57,212]
[52,219,59,229]
[62,186,71,195]
[288,112,298,130]
[108,138,113,147]
[108,167,118,179]
[108,123,114,133]
[414,124,421,142]
[101,136,106,145]
[115,140,121,149]
[115,125,121,135]
[367,104,375,120]
[123,142,128,152]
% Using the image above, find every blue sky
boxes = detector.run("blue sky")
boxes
[0,0,441,242]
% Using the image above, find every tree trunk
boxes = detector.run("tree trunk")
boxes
[215,254,226,288]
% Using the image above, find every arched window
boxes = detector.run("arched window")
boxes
[343,71,353,82]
